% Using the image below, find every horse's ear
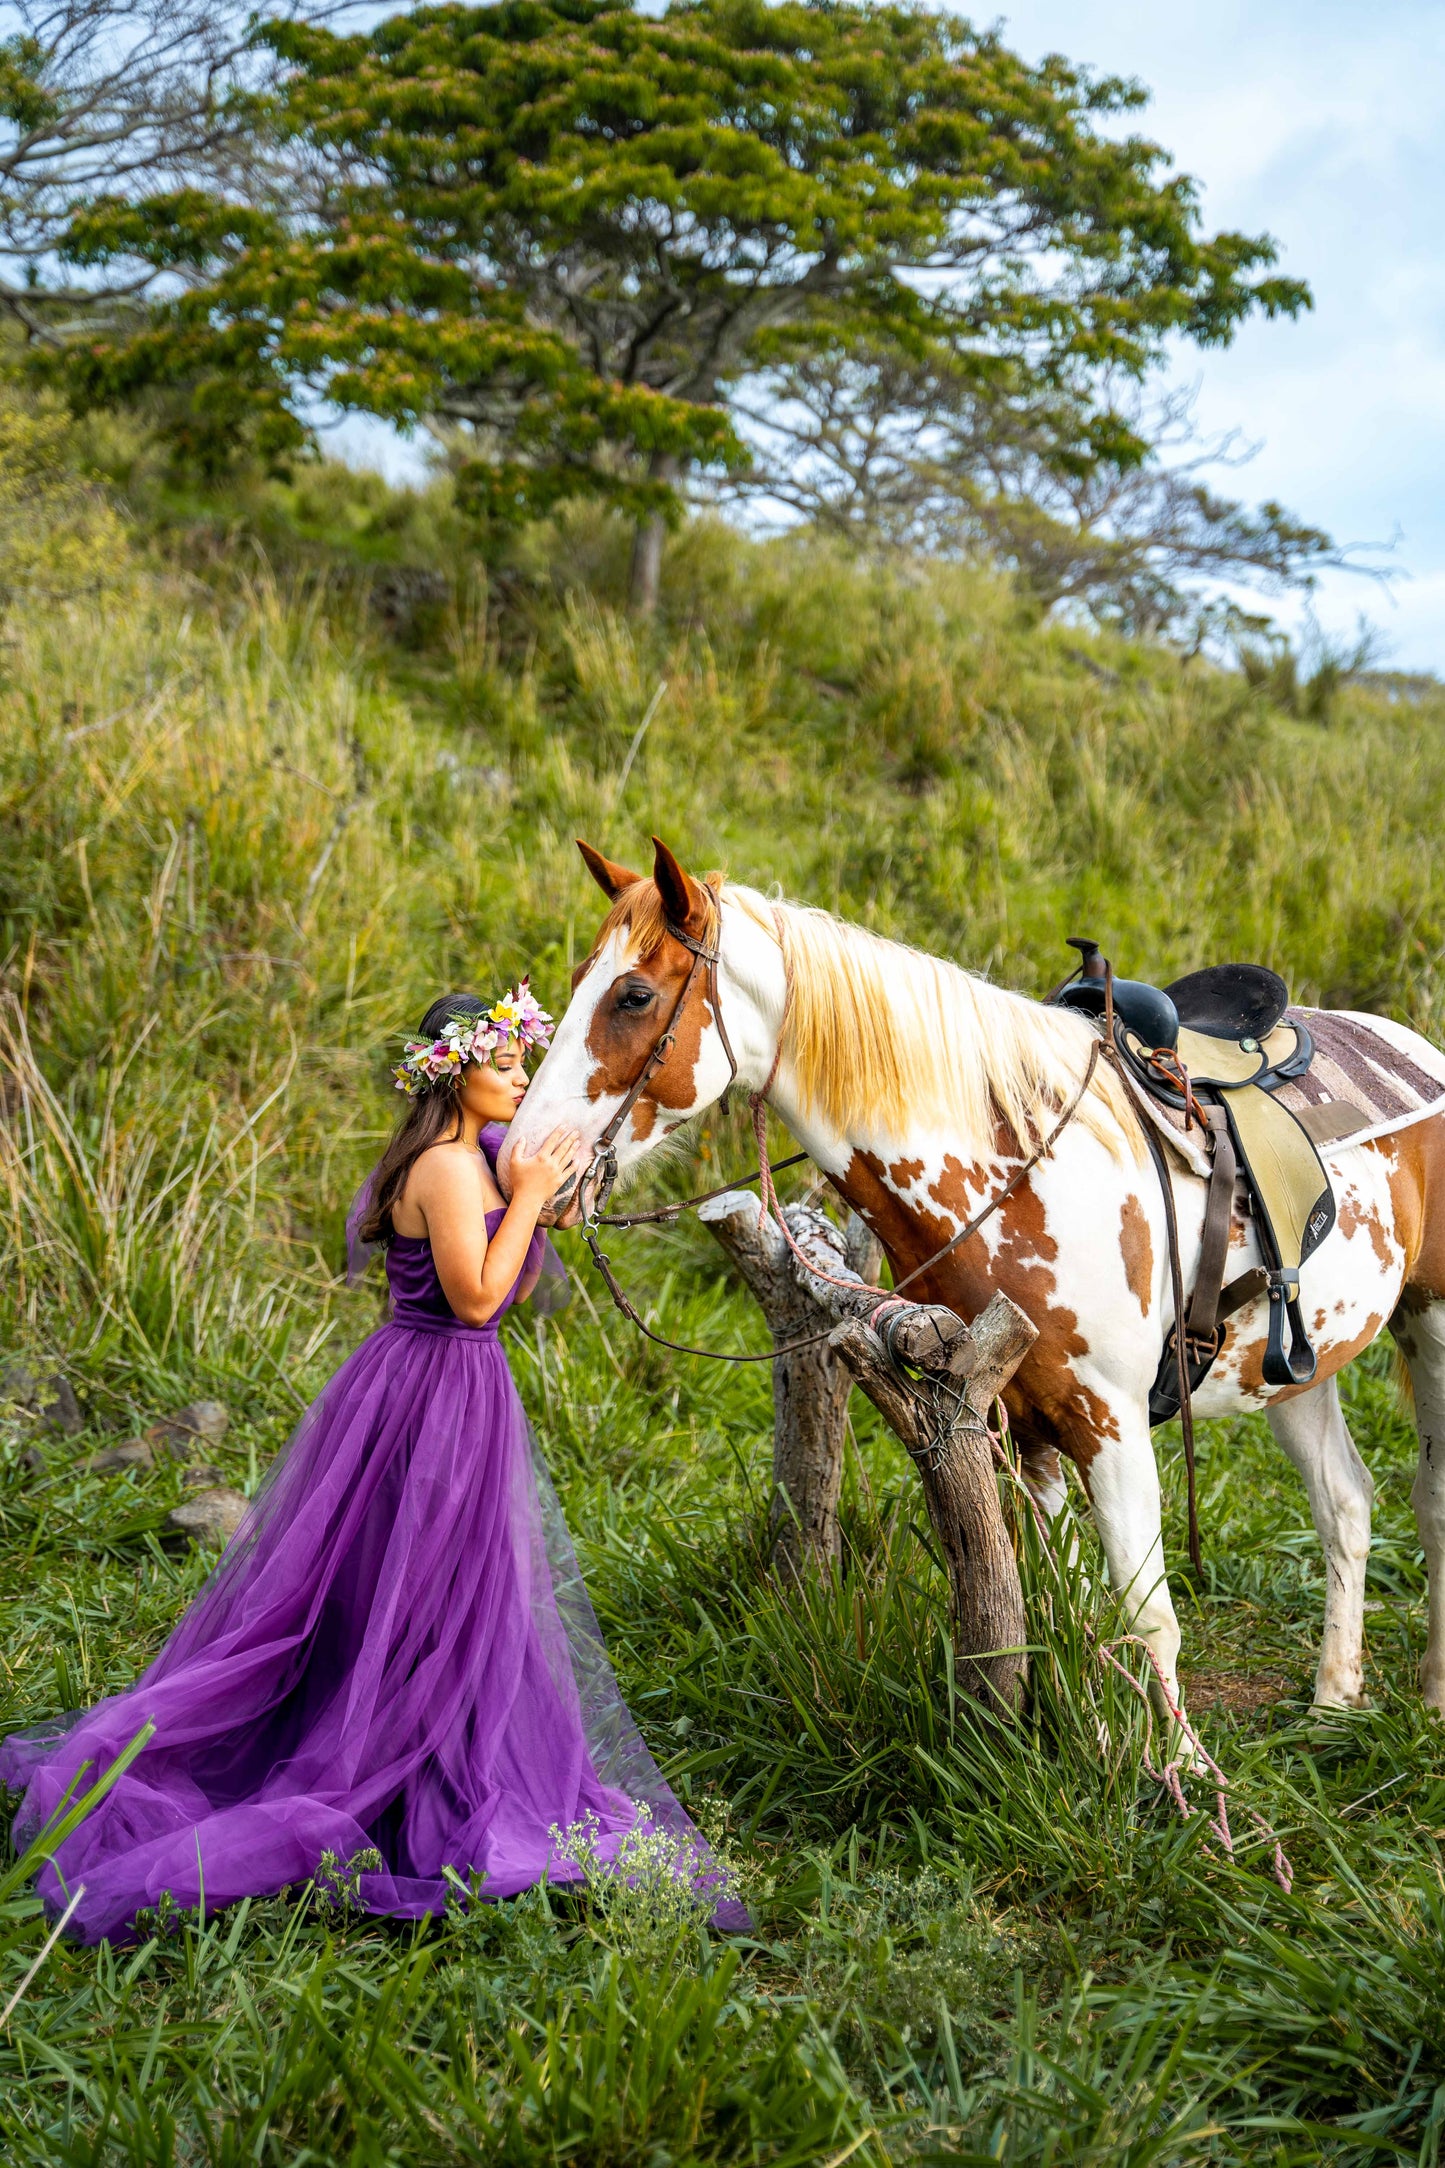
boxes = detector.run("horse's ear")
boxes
[577,840,643,900]
[652,837,711,936]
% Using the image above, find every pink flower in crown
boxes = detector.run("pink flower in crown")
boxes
[393,979,552,1094]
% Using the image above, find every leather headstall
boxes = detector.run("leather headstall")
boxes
[579,882,738,1227]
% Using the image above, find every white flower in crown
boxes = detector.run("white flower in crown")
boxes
[392,980,553,1095]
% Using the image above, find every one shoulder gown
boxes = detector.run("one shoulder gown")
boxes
[0,1196,744,1943]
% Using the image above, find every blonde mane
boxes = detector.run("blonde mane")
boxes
[727,886,1142,1160]
[587,874,1140,1160]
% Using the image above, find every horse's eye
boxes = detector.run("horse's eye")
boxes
[616,984,655,1013]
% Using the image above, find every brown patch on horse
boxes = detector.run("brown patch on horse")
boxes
[889,1155,924,1188]
[581,929,714,1124]
[833,1146,1117,1469]
[1119,1194,1153,1316]
[1383,1118,1445,1300]
[927,1153,995,1214]
[1335,1184,1396,1276]
[1228,1309,1388,1400]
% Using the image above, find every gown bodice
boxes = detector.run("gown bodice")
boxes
[386,1209,541,1337]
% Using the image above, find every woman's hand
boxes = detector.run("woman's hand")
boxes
[508,1126,581,1204]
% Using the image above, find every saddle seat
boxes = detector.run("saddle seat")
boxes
[1050,937,1339,1421]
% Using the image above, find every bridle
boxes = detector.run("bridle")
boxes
[575,881,739,1232]
[570,889,1101,1367]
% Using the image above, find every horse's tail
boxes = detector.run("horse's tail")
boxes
[1391,1335,1417,1413]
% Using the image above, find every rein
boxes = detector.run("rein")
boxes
[574,901,1104,1367]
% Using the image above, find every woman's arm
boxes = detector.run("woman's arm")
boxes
[413,1130,577,1326]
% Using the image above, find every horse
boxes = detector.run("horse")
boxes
[501,836,1445,1724]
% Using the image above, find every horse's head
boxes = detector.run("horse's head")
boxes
[498,837,783,1214]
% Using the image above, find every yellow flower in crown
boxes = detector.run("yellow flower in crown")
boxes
[392,979,554,1096]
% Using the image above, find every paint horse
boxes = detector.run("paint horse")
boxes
[503,838,1445,1723]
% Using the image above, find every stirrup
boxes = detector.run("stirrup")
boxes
[1262,1268,1316,1388]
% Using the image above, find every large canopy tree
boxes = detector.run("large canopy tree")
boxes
[58,0,1311,607]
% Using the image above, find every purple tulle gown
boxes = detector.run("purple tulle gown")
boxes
[0,1130,745,1944]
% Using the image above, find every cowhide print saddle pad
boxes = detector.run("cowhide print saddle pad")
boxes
[1125,1010,1445,1177]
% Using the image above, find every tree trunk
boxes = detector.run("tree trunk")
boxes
[698,1190,1038,1702]
[829,1294,1036,1710]
[628,452,679,616]
[697,1192,871,1576]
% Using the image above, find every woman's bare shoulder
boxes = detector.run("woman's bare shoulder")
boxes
[395,1140,494,1231]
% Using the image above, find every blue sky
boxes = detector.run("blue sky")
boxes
[334,0,1443,666]
[995,0,1445,667]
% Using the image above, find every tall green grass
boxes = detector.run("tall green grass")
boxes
[1,489,1444,2160]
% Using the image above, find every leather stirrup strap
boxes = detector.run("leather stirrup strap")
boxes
[1138,1118,1205,1580]
[1183,1103,1236,1343]
[1263,1272,1317,1389]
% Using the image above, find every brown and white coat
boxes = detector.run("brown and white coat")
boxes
[503,840,1445,1724]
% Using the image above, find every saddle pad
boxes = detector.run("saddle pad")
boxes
[1127,1010,1445,1170]
[1280,1011,1445,1142]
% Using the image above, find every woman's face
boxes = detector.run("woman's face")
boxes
[457,1038,530,1126]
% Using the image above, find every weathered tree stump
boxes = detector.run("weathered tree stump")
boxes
[698,1191,879,1575]
[830,1299,1035,1710]
[699,1191,1037,1708]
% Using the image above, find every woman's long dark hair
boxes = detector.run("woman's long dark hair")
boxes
[358,993,492,1248]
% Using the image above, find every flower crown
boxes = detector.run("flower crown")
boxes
[393,980,554,1097]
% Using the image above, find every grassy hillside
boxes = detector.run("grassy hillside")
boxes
[2,471,1445,2162]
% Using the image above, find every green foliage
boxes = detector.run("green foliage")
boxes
[0,385,129,610]
[1,480,1444,2159]
[56,0,1307,518]
[0,32,60,135]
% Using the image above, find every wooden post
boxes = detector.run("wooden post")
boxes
[700,1192,1038,1707]
[697,1191,874,1575]
[829,1298,1036,1710]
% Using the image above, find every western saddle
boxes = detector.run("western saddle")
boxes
[1050,939,1336,1423]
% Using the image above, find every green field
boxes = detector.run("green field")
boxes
[2,479,1445,2163]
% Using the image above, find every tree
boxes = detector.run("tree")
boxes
[728,349,1368,635]
[0,0,305,345]
[54,0,1311,609]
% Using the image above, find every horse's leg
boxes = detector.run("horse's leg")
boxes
[1392,1300,1445,1715]
[1265,1378,1373,1707]
[1084,1412,1186,1723]
[1019,1442,1091,1587]
[1019,1442,1069,1528]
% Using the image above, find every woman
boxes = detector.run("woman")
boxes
[1,986,743,1941]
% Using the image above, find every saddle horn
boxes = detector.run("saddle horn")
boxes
[1050,934,1181,1051]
